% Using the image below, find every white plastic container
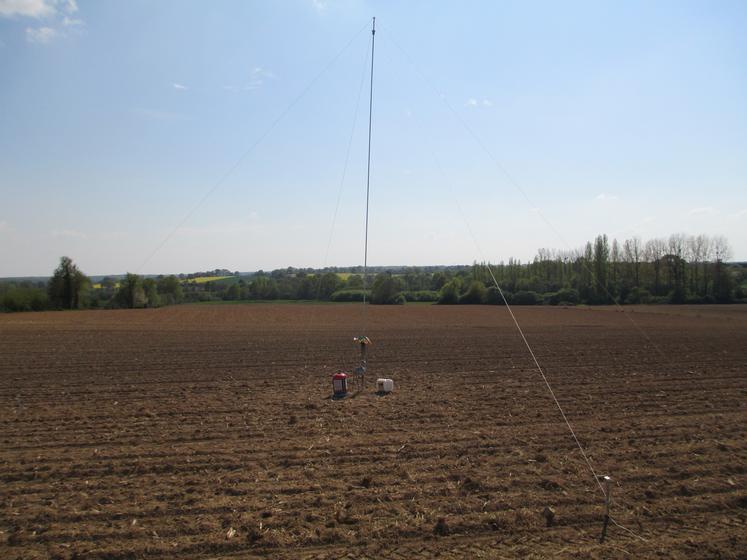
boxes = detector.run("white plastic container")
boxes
[376,378,394,393]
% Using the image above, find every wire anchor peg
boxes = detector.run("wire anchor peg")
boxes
[598,475,612,543]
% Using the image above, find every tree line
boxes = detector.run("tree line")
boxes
[0,233,744,312]
[0,258,184,312]
[477,233,741,305]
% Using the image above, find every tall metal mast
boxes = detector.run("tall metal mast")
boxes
[353,17,376,392]
[363,16,375,321]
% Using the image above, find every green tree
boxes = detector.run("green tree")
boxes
[156,275,183,304]
[371,273,403,304]
[116,273,146,308]
[142,278,161,307]
[438,279,461,304]
[577,243,593,303]
[513,290,540,305]
[224,284,241,301]
[48,256,90,309]
[318,272,342,300]
[592,234,610,303]
[485,286,509,305]
[713,260,734,303]
[249,276,278,300]
[1,285,48,312]
[665,234,687,303]
[295,275,315,299]
[646,238,666,296]
[345,274,364,289]
[459,280,487,304]
[711,236,733,302]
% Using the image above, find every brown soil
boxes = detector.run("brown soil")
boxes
[0,304,745,559]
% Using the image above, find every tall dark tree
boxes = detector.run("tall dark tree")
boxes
[592,234,610,303]
[438,279,461,304]
[646,238,666,296]
[666,234,688,303]
[371,273,404,304]
[345,274,364,289]
[116,273,146,308]
[295,275,315,299]
[712,236,734,303]
[48,256,90,309]
[142,278,161,307]
[318,272,342,300]
[460,280,487,304]
[156,275,183,304]
[249,276,278,300]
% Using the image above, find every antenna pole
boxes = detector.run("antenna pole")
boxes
[362,16,375,328]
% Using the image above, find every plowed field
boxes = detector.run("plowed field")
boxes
[1,304,745,559]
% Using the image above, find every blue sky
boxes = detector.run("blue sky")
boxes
[1,0,745,276]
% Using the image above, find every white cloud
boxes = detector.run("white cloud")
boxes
[5,0,83,44]
[26,25,57,43]
[729,208,747,219]
[687,206,716,216]
[0,0,56,18]
[172,82,188,90]
[0,220,13,234]
[311,0,327,12]
[51,228,86,239]
[224,67,275,93]
[61,14,81,26]
[248,66,274,88]
[254,66,275,79]
[1,0,77,18]
[595,193,620,201]
[466,97,493,108]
